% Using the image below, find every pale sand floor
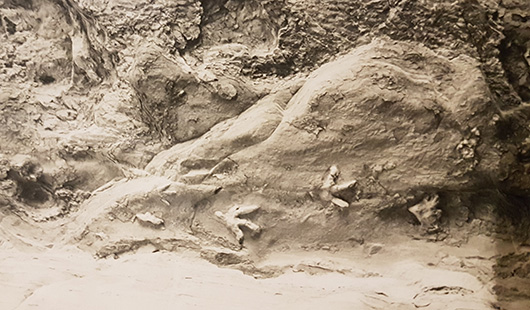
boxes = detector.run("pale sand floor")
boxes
[1,235,500,310]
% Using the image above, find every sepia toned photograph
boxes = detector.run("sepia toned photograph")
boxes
[1,0,530,309]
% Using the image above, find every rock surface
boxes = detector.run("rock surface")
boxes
[1,0,530,308]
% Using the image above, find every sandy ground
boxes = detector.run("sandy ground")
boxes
[1,235,500,310]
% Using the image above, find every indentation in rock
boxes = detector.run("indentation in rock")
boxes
[38,74,55,84]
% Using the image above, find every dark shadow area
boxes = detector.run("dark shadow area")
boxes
[492,194,530,309]
[38,74,56,84]
[7,169,51,204]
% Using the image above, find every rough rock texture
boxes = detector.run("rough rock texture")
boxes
[499,0,530,101]
[2,0,530,308]
[128,43,260,142]
[148,38,503,218]
[228,39,499,193]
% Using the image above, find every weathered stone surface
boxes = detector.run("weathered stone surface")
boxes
[150,39,499,198]
[231,39,499,194]
[128,43,260,143]
[76,0,202,53]
[2,1,530,307]
[146,78,303,178]
[499,0,530,101]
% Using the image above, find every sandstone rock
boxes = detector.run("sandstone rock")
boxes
[2,2,530,307]
[216,82,238,100]
[369,243,384,255]
[499,0,530,101]
[134,212,164,227]
[0,179,17,197]
[223,38,500,200]
[55,109,77,121]
[146,78,303,179]
[331,198,349,209]
[77,0,202,53]
[128,43,259,143]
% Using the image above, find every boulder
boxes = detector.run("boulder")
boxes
[228,38,500,197]
[149,38,501,199]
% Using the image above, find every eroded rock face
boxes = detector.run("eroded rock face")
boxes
[150,39,500,197]
[1,0,527,233]
[2,3,530,306]
[499,0,530,101]
[138,38,530,254]
[146,77,304,178]
[1,0,114,86]
[76,0,203,53]
[236,39,498,192]
[128,43,261,143]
